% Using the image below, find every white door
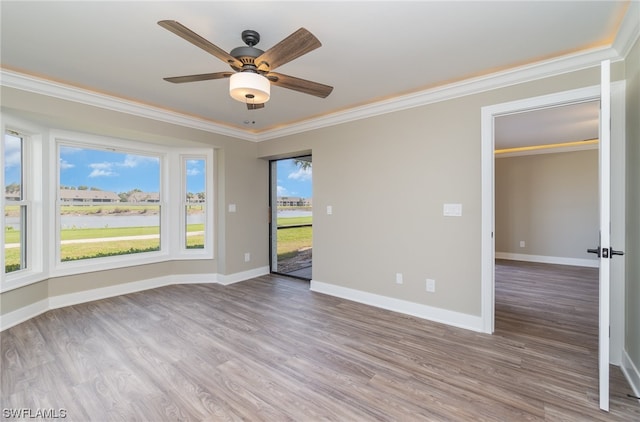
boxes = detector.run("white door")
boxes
[593,59,623,412]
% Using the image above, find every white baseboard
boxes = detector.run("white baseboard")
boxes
[48,275,180,310]
[0,267,267,331]
[310,280,485,333]
[495,252,599,268]
[621,350,640,404]
[0,299,49,332]
[217,266,270,285]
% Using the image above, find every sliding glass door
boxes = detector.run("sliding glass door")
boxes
[269,156,312,279]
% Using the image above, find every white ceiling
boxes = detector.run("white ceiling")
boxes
[0,1,633,143]
[495,100,600,150]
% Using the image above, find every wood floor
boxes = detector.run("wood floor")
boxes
[2,260,639,421]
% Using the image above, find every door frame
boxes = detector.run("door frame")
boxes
[268,154,313,279]
[480,83,625,358]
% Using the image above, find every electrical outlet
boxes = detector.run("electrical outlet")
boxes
[244,253,250,262]
[520,240,525,248]
[426,279,436,292]
[396,273,403,284]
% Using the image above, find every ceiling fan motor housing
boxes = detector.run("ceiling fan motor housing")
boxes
[229,45,265,69]
[229,30,265,71]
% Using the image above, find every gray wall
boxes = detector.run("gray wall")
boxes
[495,150,599,261]
[625,36,640,383]
[258,67,608,317]
[0,87,268,315]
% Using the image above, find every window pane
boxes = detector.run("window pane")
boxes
[185,159,205,249]
[5,133,26,273]
[59,146,161,262]
[4,133,23,201]
[4,206,26,273]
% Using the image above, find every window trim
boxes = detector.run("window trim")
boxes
[2,122,215,291]
[176,153,214,259]
[48,131,214,278]
[52,133,170,276]
[1,122,45,293]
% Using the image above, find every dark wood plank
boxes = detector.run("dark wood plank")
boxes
[1,262,638,421]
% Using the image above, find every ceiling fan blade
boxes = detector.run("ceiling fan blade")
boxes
[247,103,265,110]
[255,28,321,72]
[163,72,233,84]
[158,20,243,68]
[267,72,333,98]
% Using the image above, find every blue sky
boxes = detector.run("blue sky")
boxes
[5,135,307,198]
[276,159,312,198]
[56,146,204,193]
[4,134,22,188]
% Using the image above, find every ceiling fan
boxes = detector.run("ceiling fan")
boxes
[158,20,333,110]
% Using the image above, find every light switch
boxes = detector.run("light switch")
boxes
[443,203,462,217]
[228,204,237,213]
[327,205,333,215]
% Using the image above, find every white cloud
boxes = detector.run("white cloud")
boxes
[288,167,312,181]
[59,159,75,170]
[120,154,158,168]
[277,185,289,196]
[88,162,117,178]
[89,169,117,178]
[4,135,21,168]
[4,150,21,168]
[187,167,201,176]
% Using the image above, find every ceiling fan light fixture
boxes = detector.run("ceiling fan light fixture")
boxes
[229,72,270,104]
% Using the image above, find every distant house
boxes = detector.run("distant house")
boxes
[4,191,21,201]
[127,191,160,203]
[277,197,312,207]
[59,189,120,203]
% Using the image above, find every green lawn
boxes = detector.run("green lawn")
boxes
[275,216,312,259]
[277,216,312,227]
[277,226,312,259]
[4,224,205,272]
[5,214,314,271]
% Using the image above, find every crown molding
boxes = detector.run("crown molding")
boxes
[0,40,626,144]
[494,142,599,159]
[257,45,620,141]
[613,0,640,58]
[0,69,259,142]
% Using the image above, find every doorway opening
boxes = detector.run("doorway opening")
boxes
[492,100,600,332]
[269,155,313,280]
[481,78,626,411]
[480,85,602,334]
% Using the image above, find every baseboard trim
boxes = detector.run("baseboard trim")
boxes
[48,275,181,310]
[495,252,598,268]
[217,266,270,286]
[0,267,267,331]
[621,350,640,404]
[0,299,49,332]
[310,280,485,333]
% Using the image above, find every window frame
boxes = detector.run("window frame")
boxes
[52,133,169,276]
[1,122,45,293]
[50,131,214,278]
[1,122,214,291]
[177,153,214,259]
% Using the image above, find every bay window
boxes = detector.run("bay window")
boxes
[1,121,214,291]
